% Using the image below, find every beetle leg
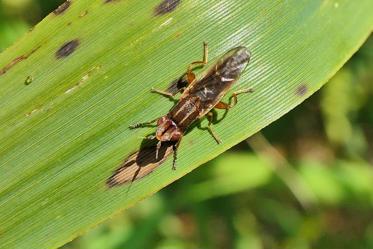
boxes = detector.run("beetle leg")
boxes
[206,112,222,144]
[214,88,254,109]
[129,117,159,129]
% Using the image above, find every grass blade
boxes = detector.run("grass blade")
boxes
[0,0,372,248]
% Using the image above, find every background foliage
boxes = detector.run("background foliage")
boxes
[0,0,372,248]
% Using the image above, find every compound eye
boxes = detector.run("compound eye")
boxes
[157,116,167,126]
[171,130,182,141]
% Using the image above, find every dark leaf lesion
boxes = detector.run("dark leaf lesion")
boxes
[55,39,80,59]
[296,84,308,96]
[154,0,181,16]
[103,0,120,3]
[53,0,72,15]
[0,46,40,76]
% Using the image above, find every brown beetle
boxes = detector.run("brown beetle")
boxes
[130,43,252,169]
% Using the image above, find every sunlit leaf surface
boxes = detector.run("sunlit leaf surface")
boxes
[0,0,372,248]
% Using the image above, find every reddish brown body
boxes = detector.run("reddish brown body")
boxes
[132,44,252,168]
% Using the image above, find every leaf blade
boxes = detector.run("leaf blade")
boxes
[0,0,372,248]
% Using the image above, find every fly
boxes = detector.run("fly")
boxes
[130,43,252,169]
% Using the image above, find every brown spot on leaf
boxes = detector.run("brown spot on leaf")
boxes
[154,0,181,16]
[79,10,88,17]
[296,84,308,96]
[24,75,33,85]
[55,39,80,59]
[53,0,71,15]
[107,142,176,187]
[104,0,119,3]
[0,46,40,76]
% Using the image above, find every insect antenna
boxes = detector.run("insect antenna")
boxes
[172,142,179,170]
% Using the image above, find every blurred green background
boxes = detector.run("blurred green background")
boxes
[1,1,372,248]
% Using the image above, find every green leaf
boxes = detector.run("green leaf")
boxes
[0,0,371,248]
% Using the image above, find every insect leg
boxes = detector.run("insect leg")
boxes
[206,112,222,144]
[129,117,159,129]
[150,43,208,97]
[155,140,162,160]
[151,76,190,97]
[150,87,177,97]
[151,75,189,98]
[186,42,209,84]
[142,134,156,140]
[187,42,209,71]
[214,88,254,109]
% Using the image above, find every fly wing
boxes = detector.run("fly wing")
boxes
[181,46,251,114]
